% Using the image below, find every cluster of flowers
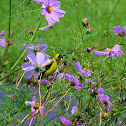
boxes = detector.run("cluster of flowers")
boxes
[34,0,65,31]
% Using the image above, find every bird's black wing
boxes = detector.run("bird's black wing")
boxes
[45,60,54,71]
[38,60,54,79]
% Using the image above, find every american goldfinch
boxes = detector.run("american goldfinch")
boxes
[40,54,63,78]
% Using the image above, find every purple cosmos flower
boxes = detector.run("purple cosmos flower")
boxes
[22,52,50,79]
[65,73,83,90]
[0,30,6,47]
[41,0,65,24]
[75,62,91,76]
[25,96,43,119]
[94,44,124,58]
[59,117,72,125]
[23,40,48,53]
[39,23,55,31]
[97,94,110,102]
[88,87,104,97]
[23,41,49,60]
[97,88,105,94]
[113,25,126,37]
[84,78,97,85]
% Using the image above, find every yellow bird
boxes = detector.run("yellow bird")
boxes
[41,54,63,78]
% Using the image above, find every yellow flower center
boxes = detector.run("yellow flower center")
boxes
[34,102,40,110]
[106,48,112,52]
[47,6,53,13]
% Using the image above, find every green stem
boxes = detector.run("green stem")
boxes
[10,20,42,71]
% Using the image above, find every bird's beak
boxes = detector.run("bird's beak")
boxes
[60,58,63,61]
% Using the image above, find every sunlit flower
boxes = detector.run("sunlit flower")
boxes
[59,117,72,125]
[41,0,65,24]
[0,30,6,47]
[94,44,124,58]
[113,25,126,37]
[75,62,91,76]
[22,52,50,79]
[65,73,83,90]
[25,96,43,119]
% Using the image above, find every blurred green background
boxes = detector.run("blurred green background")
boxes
[0,0,126,75]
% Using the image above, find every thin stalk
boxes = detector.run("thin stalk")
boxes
[107,0,121,46]
[10,20,42,71]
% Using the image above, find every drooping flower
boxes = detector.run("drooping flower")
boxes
[113,25,126,37]
[0,30,6,47]
[94,44,124,58]
[59,117,72,125]
[65,73,83,90]
[41,0,65,24]
[39,23,55,31]
[25,96,43,119]
[22,52,50,79]
[75,62,91,76]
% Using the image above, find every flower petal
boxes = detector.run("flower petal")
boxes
[59,117,72,125]
[22,62,35,71]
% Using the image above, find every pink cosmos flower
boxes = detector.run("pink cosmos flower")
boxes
[41,0,65,25]
[59,117,72,125]
[0,30,6,47]
[25,96,43,119]
[94,44,124,58]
